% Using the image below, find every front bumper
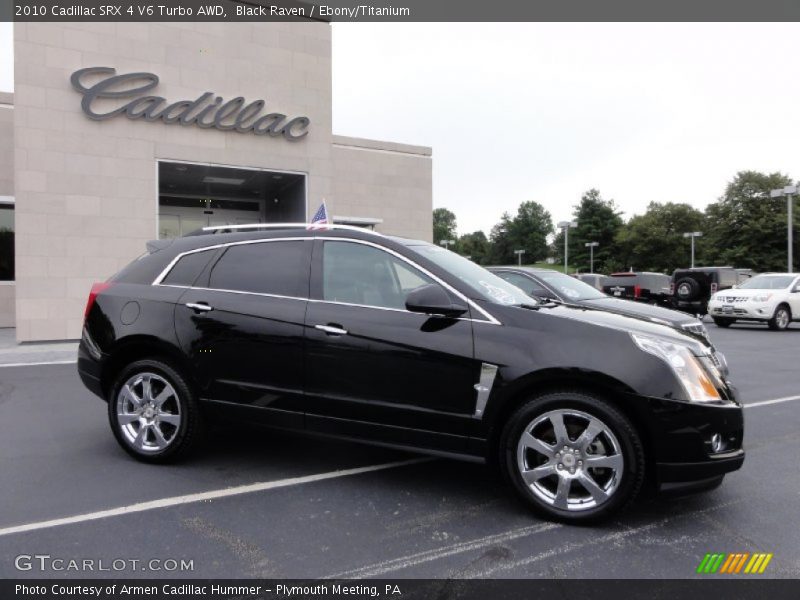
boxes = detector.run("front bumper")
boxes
[623,390,745,489]
[708,301,775,321]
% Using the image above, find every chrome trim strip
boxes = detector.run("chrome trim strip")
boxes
[314,324,348,335]
[152,236,501,325]
[473,363,498,419]
[201,223,384,236]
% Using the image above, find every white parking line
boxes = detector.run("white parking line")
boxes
[0,359,77,368]
[744,395,800,409]
[328,521,562,579]
[0,458,430,538]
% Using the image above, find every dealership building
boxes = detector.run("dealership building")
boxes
[0,20,433,341]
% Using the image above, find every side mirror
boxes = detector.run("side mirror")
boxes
[405,284,468,318]
[793,286,800,293]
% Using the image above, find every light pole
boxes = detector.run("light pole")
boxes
[683,231,703,268]
[770,186,796,273]
[585,241,599,273]
[514,249,525,266]
[558,221,577,273]
[439,239,455,250]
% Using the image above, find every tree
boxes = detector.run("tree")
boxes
[703,171,799,271]
[506,201,553,264]
[487,213,515,265]
[554,189,623,273]
[433,208,458,246]
[458,231,491,265]
[615,202,706,272]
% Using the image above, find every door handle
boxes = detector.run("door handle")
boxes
[185,302,213,312]
[314,324,348,336]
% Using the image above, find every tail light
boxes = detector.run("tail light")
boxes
[634,285,642,298]
[669,283,675,295]
[84,282,112,320]
[710,282,718,293]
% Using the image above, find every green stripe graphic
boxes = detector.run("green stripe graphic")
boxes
[710,554,726,573]
[697,554,712,573]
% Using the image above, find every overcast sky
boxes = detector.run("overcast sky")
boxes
[3,23,800,235]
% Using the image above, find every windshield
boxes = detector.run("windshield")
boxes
[412,245,530,306]
[738,275,796,290]
[536,272,606,301]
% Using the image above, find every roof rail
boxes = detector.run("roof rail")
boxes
[199,223,384,236]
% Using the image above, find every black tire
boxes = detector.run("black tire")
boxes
[712,318,734,328]
[675,277,700,301]
[768,305,791,331]
[498,390,645,523]
[108,358,204,463]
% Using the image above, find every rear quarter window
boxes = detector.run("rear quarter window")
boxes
[161,248,217,286]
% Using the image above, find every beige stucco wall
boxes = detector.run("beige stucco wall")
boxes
[332,135,432,242]
[0,92,13,196]
[13,21,334,341]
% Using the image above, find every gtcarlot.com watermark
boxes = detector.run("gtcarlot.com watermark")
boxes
[14,554,194,573]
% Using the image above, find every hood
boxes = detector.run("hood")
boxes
[491,301,712,353]
[713,288,781,299]
[581,297,696,325]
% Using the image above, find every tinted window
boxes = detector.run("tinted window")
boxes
[162,249,217,286]
[496,272,548,297]
[209,241,308,297]
[323,241,434,309]
[0,205,13,281]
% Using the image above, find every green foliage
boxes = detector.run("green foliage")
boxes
[457,230,491,265]
[487,213,515,265]
[553,189,623,273]
[615,202,706,272]
[703,171,798,272]
[432,208,458,246]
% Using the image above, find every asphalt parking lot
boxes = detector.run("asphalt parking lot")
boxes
[0,322,798,579]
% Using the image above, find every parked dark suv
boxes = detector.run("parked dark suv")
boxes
[601,272,672,307]
[78,225,744,522]
[488,267,708,339]
[671,267,740,315]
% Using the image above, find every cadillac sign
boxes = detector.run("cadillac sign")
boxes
[70,67,311,141]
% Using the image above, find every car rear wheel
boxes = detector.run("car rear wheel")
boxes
[713,318,735,328]
[108,359,204,463]
[768,305,791,331]
[499,390,645,522]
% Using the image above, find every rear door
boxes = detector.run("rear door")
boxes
[303,238,480,450]
[173,238,312,427]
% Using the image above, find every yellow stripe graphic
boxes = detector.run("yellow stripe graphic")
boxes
[758,554,773,573]
[744,554,759,573]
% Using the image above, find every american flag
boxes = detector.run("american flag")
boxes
[308,200,329,229]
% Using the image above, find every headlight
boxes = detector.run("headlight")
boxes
[631,334,724,404]
[751,294,772,302]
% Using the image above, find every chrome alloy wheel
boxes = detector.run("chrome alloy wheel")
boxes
[516,409,624,511]
[776,308,790,329]
[116,372,182,453]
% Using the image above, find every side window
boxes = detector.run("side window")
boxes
[209,241,309,298]
[161,249,216,286]
[322,241,434,309]
[496,272,547,297]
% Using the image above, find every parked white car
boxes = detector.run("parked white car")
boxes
[708,273,800,330]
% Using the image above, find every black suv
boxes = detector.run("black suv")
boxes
[671,267,740,315]
[78,225,744,522]
[601,272,672,307]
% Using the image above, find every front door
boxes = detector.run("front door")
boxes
[303,239,480,451]
[174,238,312,428]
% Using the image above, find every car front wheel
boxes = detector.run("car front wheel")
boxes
[108,359,204,463]
[499,390,645,522]
[768,305,791,331]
